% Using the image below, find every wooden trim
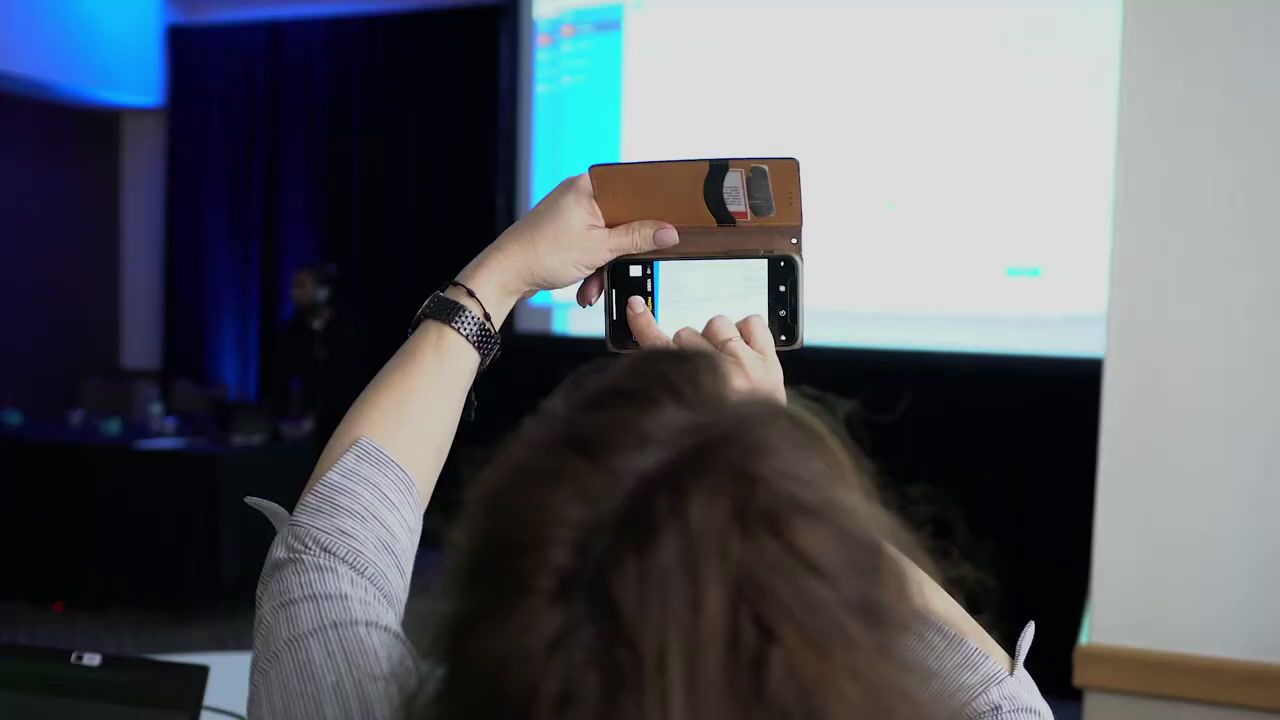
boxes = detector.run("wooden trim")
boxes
[1074,642,1280,712]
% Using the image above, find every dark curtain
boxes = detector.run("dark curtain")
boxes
[165,5,511,400]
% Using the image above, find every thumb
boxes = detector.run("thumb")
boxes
[606,221,680,258]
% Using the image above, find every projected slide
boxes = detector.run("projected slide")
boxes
[517,0,1123,357]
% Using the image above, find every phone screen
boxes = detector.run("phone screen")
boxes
[606,256,800,350]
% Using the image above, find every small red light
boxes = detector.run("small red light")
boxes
[560,24,576,38]
[52,600,66,613]
[537,32,553,47]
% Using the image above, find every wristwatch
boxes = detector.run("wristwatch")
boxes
[409,291,501,372]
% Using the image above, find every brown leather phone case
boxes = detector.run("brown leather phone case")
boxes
[594,158,804,352]
[589,158,802,258]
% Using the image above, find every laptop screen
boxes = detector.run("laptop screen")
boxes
[0,645,208,720]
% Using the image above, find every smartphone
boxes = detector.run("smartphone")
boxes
[605,254,801,351]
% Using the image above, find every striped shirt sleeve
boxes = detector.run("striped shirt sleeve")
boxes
[906,614,1054,719]
[247,438,425,720]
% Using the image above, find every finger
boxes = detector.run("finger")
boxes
[538,174,587,207]
[736,314,777,356]
[701,315,745,353]
[550,173,592,201]
[576,269,605,307]
[673,326,715,352]
[568,172,593,195]
[625,296,674,349]
[606,221,680,258]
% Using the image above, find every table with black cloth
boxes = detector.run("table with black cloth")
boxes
[1,429,317,610]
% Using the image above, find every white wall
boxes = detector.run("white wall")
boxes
[0,0,166,107]
[119,112,168,371]
[1090,0,1280,669]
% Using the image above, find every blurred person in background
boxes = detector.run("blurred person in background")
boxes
[247,176,1050,719]
[273,264,366,442]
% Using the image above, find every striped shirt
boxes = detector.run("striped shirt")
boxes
[247,438,1053,719]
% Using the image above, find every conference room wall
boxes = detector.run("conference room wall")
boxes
[0,92,121,413]
[0,0,165,107]
[1087,0,1280,715]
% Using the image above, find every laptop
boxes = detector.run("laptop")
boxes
[0,644,209,719]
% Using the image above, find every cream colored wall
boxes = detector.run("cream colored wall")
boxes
[1086,0,1280,716]
[1086,691,1279,720]
[1090,0,1280,662]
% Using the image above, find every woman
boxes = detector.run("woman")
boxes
[247,175,1052,719]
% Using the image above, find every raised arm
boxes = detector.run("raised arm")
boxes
[249,175,677,719]
[307,174,679,505]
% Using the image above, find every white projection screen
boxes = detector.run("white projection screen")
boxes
[514,0,1122,357]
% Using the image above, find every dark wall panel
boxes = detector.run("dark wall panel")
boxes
[0,92,119,412]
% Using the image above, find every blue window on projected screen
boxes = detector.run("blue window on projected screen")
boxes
[530,3,624,207]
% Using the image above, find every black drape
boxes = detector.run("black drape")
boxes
[165,6,510,400]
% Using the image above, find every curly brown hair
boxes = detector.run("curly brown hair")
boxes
[423,351,934,720]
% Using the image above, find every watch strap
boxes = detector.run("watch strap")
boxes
[409,291,502,372]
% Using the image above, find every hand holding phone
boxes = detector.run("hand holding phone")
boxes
[589,158,804,352]
[622,296,786,404]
